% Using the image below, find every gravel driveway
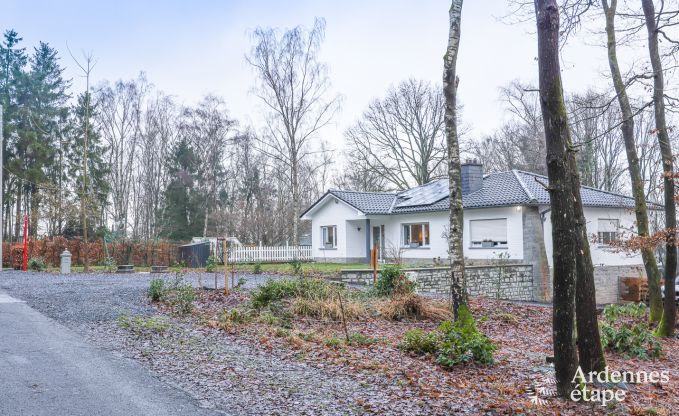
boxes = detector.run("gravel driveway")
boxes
[0,271,383,415]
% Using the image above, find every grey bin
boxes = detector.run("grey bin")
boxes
[60,249,72,274]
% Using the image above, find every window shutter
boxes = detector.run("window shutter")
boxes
[470,219,507,242]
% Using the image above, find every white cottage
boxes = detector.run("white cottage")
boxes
[301,161,659,301]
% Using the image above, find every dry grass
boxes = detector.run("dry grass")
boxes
[291,297,365,321]
[376,293,451,321]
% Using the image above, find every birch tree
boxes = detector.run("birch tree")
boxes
[247,18,340,245]
[443,0,465,319]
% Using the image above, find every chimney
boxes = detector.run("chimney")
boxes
[461,159,483,194]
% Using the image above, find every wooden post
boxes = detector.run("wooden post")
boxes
[23,215,28,272]
[227,238,229,295]
[337,288,350,343]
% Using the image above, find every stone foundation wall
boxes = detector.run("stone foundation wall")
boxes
[340,264,534,301]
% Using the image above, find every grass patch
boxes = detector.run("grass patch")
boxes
[117,315,170,334]
[377,293,451,321]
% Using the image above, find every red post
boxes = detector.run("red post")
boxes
[23,215,28,272]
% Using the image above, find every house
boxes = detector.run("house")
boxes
[301,161,661,302]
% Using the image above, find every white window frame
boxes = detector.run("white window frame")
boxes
[597,218,620,245]
[469,218,508,248]
[401,222,430,248]
[321,225,337,249]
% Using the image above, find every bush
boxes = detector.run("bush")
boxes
[250,279,300,309]
[599,303,661,359]
[401,328,439,354]
[253,262,263,274]
[400,305,495,367]
[28,256,47,271]
[374,264,414,297]
[218,308,251,328]
[290,258,303,275]
[147,279,166,302]
[206,255,217,272]
[171,285,196,314]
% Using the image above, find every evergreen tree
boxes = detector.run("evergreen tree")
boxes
[161,139,203,241]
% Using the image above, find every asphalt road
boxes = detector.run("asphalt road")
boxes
[0,289,222,416]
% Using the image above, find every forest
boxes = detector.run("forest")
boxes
[1,2,671,250]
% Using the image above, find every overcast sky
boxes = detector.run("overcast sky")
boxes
[2,0,654,152]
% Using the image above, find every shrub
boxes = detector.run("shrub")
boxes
[347,332,379,346]
[218,308,251,329]
[400,305,495,367]
[171,285,196,314]
[250,279,300,309]
[206,255,217,272]
[374,264,414,297]
[28,256,47,271]
[324,336,342,348]
[401,328,439,355]
[101,257,116,273]
[253,262,263,274]
[147,279,166,302]
[290,258,303,275]
[599,303,661,359]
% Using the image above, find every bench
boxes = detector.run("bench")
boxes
[116,264,135,274]
[150,265,168,273]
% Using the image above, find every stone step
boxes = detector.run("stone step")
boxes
[150,265,168,273]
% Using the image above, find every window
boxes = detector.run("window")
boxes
[598,218,619,245]
[321,225,337,248]
[470,218,508,248]
[402,223,430,247]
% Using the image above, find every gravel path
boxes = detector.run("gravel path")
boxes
[0,271,381,415]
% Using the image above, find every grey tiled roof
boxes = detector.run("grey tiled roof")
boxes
[327,190,396,214]
[303,170,661,217]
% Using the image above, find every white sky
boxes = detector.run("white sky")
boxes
[2,0,659,153]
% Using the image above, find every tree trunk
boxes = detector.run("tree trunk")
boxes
[601,0,663,323]
[535,0,579,396]
[641,0,676,337]
[571,159,606,373]
[291,156,300,246]
[443,0,465,319]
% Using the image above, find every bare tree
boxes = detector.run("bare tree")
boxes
[641,0,676,337]
[96,74,148,235]
[180,95,235,237]
[444,0,465,319]
[535,0,580,395]
[69,48,96,271]
[246,18,341,245]
[465,81,546,175]
[346,79,446,190]
[599,0,664,322]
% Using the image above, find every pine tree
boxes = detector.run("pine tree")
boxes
[162,139,203,241]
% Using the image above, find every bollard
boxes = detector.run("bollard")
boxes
[60,249,72,274]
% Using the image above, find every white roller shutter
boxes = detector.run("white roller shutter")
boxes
[470,219,507,242]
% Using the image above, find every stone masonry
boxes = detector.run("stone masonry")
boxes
[340,264,534,301]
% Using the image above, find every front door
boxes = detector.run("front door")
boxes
[372,226,384,261]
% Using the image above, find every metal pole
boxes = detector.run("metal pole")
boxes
[0,104,3,271]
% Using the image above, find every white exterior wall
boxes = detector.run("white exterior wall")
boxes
[307,196,365,262]
[542,206,642,267]
[367,206,524,261]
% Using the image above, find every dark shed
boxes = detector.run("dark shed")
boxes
[177,241,211,267]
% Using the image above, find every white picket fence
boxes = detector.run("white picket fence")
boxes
[227,245,312,263]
